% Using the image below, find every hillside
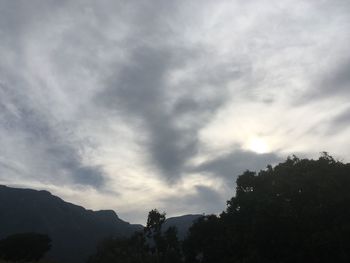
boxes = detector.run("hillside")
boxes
[0,185,142,263]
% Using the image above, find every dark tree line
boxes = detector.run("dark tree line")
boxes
[89,153,350,263]
[88,209,182,263]
[0,233,51,262]
[184,153,350,263]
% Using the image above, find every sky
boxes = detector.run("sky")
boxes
[0,0,350,224]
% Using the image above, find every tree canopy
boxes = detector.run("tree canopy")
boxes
[184,153,350,263]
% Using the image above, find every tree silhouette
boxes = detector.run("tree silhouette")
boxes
[184,153,350,263]
[183,215,229,263]
[162,226,181,263]
[89,209,182,263]
[87,231,155,263]
[144,209,166,255]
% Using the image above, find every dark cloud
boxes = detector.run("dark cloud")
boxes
[98,46,190,181]
[326,106,350,134]
[97,43,243,182]
[301,58,350,103]
[319,59,350,97]
[92,0,246,182]
[194,149,282,185]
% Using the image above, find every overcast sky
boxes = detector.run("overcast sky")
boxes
[1,0,350,223]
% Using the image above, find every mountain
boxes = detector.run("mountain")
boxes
[163,214,203,239]
[0,185,142,263]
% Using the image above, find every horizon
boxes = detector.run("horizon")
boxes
[1,0,350,224]
[0,183,204,225]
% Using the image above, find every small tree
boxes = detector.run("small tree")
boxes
[145,209,166,255]
[145,209,182,263]
[145,209,166,236]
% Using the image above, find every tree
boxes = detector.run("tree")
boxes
[184,154,350,263]
[163,227,181,263]
[145,209,166,236]
[223,153,350,262]
[0,233,51,262]
[144,209,166,255]
[87,231,155,263]
[183,215,230,263]
[89,209,182,263]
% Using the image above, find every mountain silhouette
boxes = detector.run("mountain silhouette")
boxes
[0,185,142,263]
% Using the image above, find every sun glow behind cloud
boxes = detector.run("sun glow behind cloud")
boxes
[247,138,269,154]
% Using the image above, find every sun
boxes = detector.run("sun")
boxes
[248,138,269,154]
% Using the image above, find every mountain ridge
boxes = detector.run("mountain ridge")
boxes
[0,184,141,263]
[0,185,201,263]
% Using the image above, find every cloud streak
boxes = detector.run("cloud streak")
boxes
[0,82,105,188]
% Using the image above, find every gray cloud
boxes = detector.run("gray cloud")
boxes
[0,83,105,188]
[191,185,225,212]
[325,106,350,134]
[308,59,350,101]
[97,46,192,181]
[329,60,350,93]
[0,0,66,47]
[87,0,249,183]
[97,42,242,182]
